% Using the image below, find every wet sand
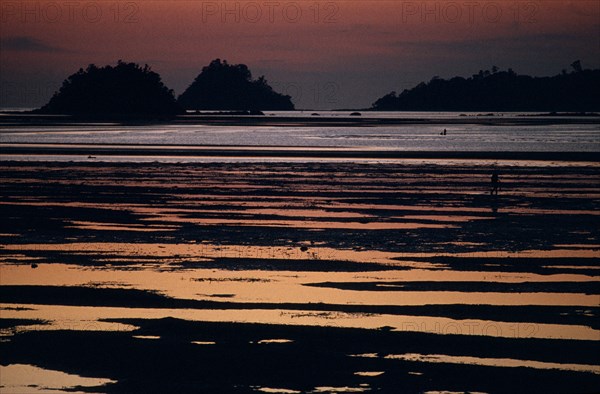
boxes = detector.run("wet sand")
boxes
[2,143,600,161]
[1,160,599,393]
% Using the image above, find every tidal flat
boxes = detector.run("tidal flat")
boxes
[1,159,599,393]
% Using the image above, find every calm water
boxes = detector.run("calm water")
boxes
[1,112,599,154]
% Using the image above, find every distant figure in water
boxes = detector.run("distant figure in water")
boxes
[490,171,500,195]
[440,129,447,136]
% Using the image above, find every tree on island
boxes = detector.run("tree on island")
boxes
[177,59,294,111]
[371,63,600,112]
[38,61,181,118]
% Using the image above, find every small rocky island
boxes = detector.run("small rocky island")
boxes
[177,59,294,111]
[37,61,181,118]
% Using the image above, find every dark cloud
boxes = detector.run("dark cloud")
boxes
[1,36,68,53]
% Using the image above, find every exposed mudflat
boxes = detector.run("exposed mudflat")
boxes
[1,160,599,393]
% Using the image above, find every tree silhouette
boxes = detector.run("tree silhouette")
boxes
[571,60,583,73]
[372,65,600,111]
[178,59,294,110]
[38,61,181,117]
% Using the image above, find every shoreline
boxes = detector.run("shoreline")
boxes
[1,144,599,162]
[1,113,600,127]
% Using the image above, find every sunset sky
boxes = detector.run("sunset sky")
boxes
[1,0,599,109]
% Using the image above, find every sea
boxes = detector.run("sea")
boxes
[1,111,599,163]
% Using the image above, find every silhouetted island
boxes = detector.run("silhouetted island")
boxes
[372,63,600,112]
[178,59,294,111]
[37,61,181,119]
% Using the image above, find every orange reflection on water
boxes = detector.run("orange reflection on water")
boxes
[143,217,458,230]
[392,215,487,222]
[384,353,600,375]
[0,364,116,394]
[395,249,600,259]
[0,242,424,266]
[1,303,598,341]
[3,262,594,289]
[218,208,374,219]
[1,262,598,310]
[66,221,181,232]
[7,242,597,275]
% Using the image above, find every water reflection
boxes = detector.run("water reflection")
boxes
[2,303,598,341]
[384,353,600,375]
[0,364,115,393]
[257,388,301,394]
[1,159,599,391]
[1,263,597,309]
[3,243,598,270]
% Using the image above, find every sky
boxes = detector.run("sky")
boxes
[1,0,599,109]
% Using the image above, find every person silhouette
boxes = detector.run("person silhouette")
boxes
[490,171,500,195]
